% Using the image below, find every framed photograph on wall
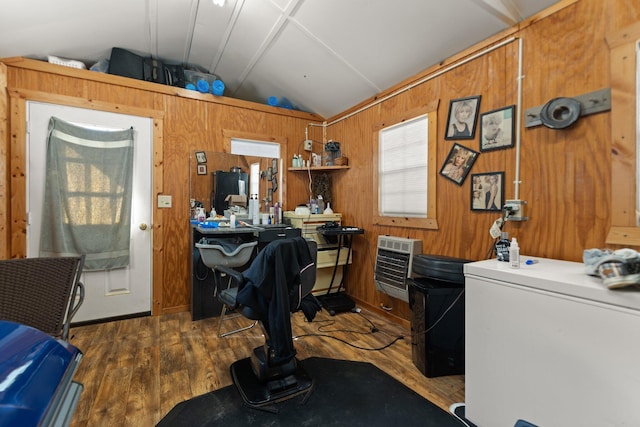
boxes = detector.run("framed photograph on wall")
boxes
[471,171,504,211]
[445,95,481,140]
[480,105,516,152]
[195,151,207,164]
[197,164,207,175]
[440,143,479,185]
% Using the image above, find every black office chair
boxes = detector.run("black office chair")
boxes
[216,237,321,412]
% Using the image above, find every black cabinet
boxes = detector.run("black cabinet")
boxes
[409,279,465,377]
[408,254,470,378]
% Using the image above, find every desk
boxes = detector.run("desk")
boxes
[191,223,300,320]
[316,226,364,315]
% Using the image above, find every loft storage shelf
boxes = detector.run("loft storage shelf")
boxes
[288,166,350,171]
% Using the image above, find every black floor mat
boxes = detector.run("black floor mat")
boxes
[157,357,467,426]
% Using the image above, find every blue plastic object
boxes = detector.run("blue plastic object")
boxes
[196,79,210,93]
[185,83,196,91]
[267,96,293,109]
[198,221,220,228]
[0,321,83,427]
[212,80,225,96]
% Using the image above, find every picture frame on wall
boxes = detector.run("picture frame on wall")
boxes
[197,164,207,175]
[440,143,479,185]
[471,171,504,211]
[195,151,207,164]
[480,105,516,152]
[445,95,481,140]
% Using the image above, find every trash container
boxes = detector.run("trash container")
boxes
[408,254,471,378]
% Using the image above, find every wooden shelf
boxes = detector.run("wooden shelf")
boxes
[287,165,350,171]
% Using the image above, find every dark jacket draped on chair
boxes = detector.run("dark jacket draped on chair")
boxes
[235,237,316,365]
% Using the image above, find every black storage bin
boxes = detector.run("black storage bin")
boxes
[409,254,471,378]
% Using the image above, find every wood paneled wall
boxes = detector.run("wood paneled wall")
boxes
[0,59,324,315]
[1,0,639,322]
[295,0,639,320]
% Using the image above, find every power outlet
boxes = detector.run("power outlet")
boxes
[303,139,313,151]
[158,195,172,208]
[504,199,528,221]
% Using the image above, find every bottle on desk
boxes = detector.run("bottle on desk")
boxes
[509,237,520,268]
[317,195,325,213]
[197,207,206,222]
[495,232,510,262]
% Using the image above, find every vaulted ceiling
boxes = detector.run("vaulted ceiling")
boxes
[0,0,562,118]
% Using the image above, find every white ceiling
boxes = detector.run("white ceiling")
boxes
[0,0,561,118]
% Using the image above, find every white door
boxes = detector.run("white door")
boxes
[26,101,153,322]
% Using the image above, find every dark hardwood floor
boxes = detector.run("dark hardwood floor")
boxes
[68,307,465,426]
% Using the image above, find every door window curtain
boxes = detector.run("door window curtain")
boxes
[40,116,134,271]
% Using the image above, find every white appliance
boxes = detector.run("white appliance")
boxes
[464,258,640,427]
[374,236,422,302]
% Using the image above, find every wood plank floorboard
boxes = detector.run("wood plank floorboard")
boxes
[68,308,465,427]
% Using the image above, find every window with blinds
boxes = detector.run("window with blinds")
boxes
[373,102,439,230]
[379,114,428,217]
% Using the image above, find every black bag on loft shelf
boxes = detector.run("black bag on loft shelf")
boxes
[142,57,167,84]
[163,63,185,88]
[108,47,144,80]
[108,47,185,87]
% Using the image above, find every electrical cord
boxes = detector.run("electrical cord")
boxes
[294,332,404,351]
[293,310,405,351]
[313,311,395,337]
[405,289,465,340]
[194,254,210,281]
[485,206,514,259]
[295,287,463,350]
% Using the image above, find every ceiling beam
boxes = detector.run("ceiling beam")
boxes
[468,0,521,26]
[183,0,200,65]
[229,0,302,93]
[208,0,245,73]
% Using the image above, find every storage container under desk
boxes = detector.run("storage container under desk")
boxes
[463,258,640,427]
[284,212,342,249]
[283,212,350,295]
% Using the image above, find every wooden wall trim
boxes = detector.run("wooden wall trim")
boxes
[8,89,166,315]
[605,21,640,245]
[10,88,165,119]
[0,63,7,259]
[152,118,164,316]
[8,96,26,257]
[221,129,288,152]
[372,101,439,230]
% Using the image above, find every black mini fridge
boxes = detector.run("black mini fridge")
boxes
[408,255,470,378]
